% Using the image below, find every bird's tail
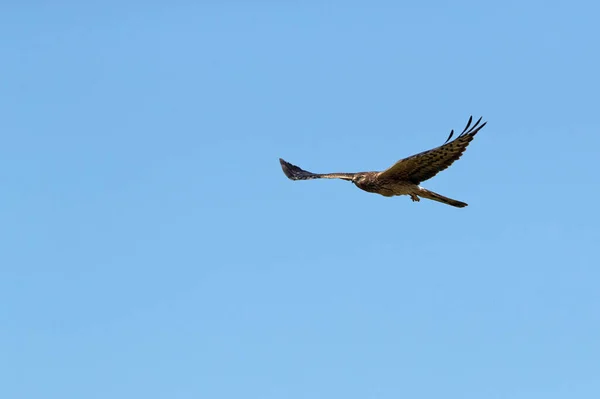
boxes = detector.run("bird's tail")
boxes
[418,188,468,208]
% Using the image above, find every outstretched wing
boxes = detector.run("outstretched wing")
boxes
[279,158,356,181]
[377,116,487,184]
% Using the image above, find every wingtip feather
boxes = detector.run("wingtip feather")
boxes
[444,129,455,144]
[279,158,316,180]
[460,115,474,135]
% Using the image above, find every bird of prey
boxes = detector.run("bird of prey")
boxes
[279,116,487,208]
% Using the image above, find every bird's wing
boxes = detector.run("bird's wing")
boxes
[377,116,487,184]
[279,158,356,181]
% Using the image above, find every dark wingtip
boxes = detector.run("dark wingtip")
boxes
[468,118,487,136]
[444,129,455,144]
[279,158,316,180]
[457,116,488,137]
[460,115,474,135]
[279,158,295,179]
[443,116,488,144]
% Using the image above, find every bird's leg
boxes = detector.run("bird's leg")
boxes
[410,193,420,202]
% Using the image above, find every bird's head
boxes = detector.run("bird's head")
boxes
[352,174,366,186]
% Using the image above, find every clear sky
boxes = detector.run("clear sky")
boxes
[1,2,599,398]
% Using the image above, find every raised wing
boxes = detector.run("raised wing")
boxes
[377,116,487,184]
[279,158,356,181]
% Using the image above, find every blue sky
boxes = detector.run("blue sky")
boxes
[1,2,599,398]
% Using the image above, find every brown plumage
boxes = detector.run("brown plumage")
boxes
[279,116,487,208]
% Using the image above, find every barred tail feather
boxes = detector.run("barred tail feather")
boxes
[419,188,468,208]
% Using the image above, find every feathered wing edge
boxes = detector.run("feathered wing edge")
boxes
[377,116,487,183]
[442,115,487,144]
[279,158,356,181]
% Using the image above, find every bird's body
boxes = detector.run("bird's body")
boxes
[352,172,412,196]
[279,116,487,208]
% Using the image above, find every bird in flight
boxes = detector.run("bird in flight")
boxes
[279,116,487,208]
